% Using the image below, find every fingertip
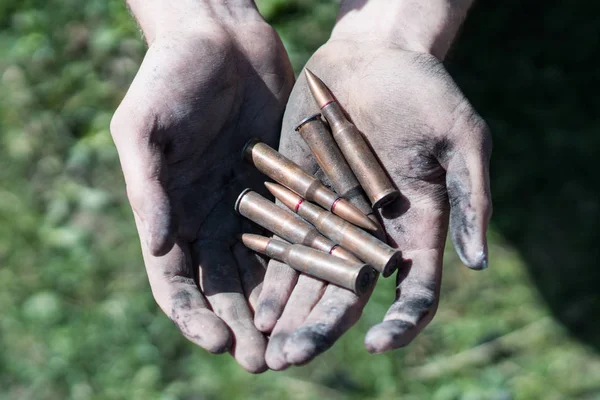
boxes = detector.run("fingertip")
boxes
[179,310,232,354]
[466,250,488,270]
[204,339,231,355]
[225,320,269,373]
[283,337,315,366]
[455,242,489,271]
[283,328,331,365]
[254,298,279,333]
[364,320,415,354]
[238,353,269,374]
[265,334,291,371]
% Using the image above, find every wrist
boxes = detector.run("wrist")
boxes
[127,0,262,44]
[331,0,473,60]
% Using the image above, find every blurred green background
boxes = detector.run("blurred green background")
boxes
[1,0,599,399]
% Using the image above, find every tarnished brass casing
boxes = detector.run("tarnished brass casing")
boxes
[295,113,372,215]
[235,189,359,262]
[241,234,376,295]
[242,139,377,231]
[304,68,400,208]
[266,183,401,278]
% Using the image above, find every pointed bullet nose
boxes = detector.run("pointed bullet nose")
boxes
[240,233,270,254]
[304,68,335,108]
[332,199,380,232]
[264,182,303,212]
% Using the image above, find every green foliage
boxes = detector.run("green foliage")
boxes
[1,0,599,399]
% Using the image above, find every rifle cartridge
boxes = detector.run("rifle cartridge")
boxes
[304,68,400,208]
[266,182,401,277]
[241,234,376,295]
[235,189,359,262]
[242,139,378,231]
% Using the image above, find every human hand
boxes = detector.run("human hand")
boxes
[254,0,491,368]
[110,1,294,372]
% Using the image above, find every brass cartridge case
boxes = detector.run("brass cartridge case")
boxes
[241,234,376,295]
[266,182,401,278]
[304,68,400,208]
[234,189,360,262]
[243,139,378,232]
[295,113,372,216]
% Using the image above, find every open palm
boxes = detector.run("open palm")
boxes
[110,20,294,372]
[255,39,492,369]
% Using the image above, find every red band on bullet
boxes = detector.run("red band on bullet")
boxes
[295,199,304,213]
[329,245,339,255]
[264,239,271,253]
[320,100,334,108]
[331,197,342,212]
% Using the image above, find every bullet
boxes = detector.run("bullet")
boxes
[266,183,401,278]
[241,234,376,296]
[295,113,372,215]
[295,113,386,240]
[243,139,378,232]
[234,188,360,262]
[304,68,400,208]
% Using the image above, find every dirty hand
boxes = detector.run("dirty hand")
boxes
[110,0,294,372]
[254,0,491,368]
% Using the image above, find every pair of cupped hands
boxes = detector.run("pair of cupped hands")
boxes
[110,6,492,373]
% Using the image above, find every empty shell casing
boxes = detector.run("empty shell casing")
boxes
[241,234,376,295]
[266,182,401,278]
[243,139,378,231]
[234,188,360,262]
[304,68,400,208]
[295,113,373,216]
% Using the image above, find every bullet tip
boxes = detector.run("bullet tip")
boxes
[303,68,335,108]
[331,198,380,232]
[240,233,270,254]
[264,182,301,212]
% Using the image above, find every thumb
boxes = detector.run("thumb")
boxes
[110,100,176,257]
[444,120,493,270]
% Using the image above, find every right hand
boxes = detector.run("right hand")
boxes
[110,2,294,373]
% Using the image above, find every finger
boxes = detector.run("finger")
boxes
[232,241,267,312]
[365,249,441,353]
[196,244,268,374]
[135,216,231,353]
[444,119,493,270]
[254,258,299,333]
[265,275,326,370]
[111,92,176,257]
[284,282,372,366]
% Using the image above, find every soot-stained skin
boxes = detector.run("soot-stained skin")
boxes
[283,284,370,366]
[111,18,295,373]
[255,38,492,363]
